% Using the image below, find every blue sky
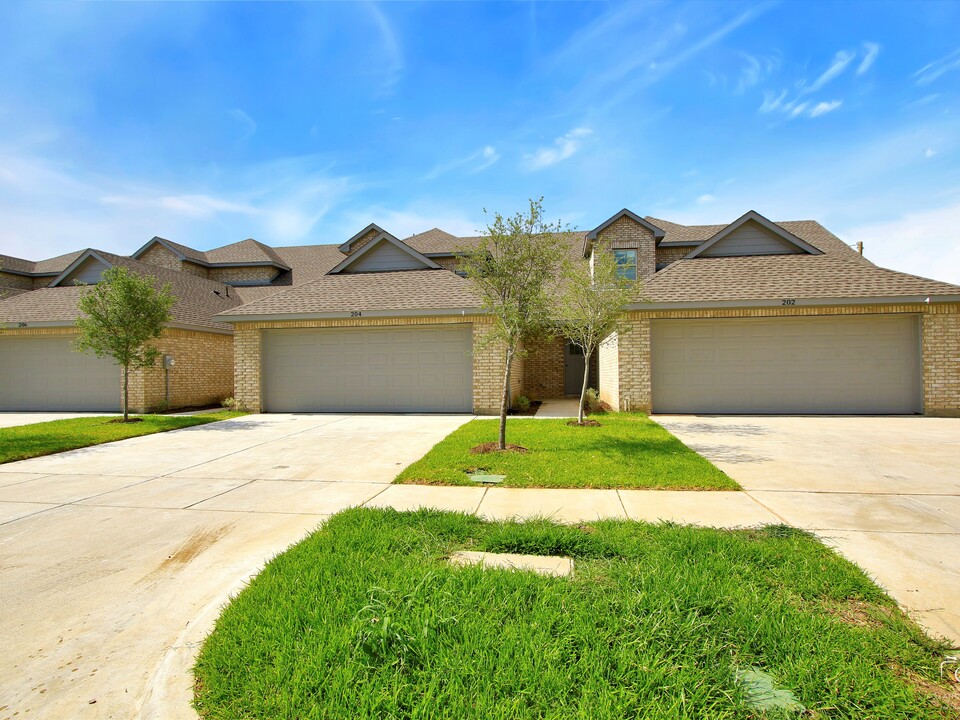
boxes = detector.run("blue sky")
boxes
[1,1,958,282]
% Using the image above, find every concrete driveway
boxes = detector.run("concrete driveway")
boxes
[0,413,471,720]
[656,415,960,646]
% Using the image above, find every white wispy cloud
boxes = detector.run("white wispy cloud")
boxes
[101,193,258,217]
[925,148,937,159]
[424,145,500,180]
[522,128,593,171]
[914,47,960,86]
[842,203,960,284]
[802,50,855,94]
[736,51,779,93]
[228,109,257,142]
[857,42,880,75]
[759,89,788,113]
[809,100,843,117]
[365,3,404,93]
[696,194,716,205]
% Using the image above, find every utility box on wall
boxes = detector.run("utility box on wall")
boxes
[163,355,175,369]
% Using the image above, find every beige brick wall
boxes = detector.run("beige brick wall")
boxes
[656,246,692,266]
[181,261,210,279]
[233,315,514,415]
[138,243,184,273]
[598,332,620,408]
[597,216,657,278]
[32,276,53,290]
[347,229,379,255]
[208,266,279,284]
[610,303,960,415]
[127,328,234,413]
[0,271,33,291]
[922,310,960,417]
[523,336,565,399]
[433,256,460,271]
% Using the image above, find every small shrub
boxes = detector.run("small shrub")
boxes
[584,388,603,414]
[513,395,531,412]
[221,397,249,412]
[154,399,171,413]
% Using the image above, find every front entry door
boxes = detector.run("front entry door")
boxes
[563,341,586,396]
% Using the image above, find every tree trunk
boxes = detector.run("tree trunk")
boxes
[578,347,592,424]
[123,364,129,422]
[498,344,514,450]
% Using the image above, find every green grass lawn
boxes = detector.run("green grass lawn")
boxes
[0,410,247,464]
[193,508,957,719]
[395,413,737,490]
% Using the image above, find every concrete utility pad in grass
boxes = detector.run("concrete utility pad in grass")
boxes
[448,551,574,577]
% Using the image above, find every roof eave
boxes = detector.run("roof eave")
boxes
[217,307,484,323]
[627,294,960,311]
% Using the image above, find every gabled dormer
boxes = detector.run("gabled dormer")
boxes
[49,250,112,286]
[685,211,823,259]
[328,232,442,274]
[584,209,665,279]
[338,224,397,255]
[131,236,209,277]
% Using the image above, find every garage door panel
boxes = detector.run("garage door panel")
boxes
[263,325,472,413]
[0,336,120,411]
[651,316,920,414]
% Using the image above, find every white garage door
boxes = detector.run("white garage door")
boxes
[0,336,121,412]
[651,315,920,414]
[263,325,473,413]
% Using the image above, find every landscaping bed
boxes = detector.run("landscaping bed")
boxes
[193,508,957,719]
[395,413,738,490]
[0,411,247,464]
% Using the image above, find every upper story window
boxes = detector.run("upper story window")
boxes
[613,249,637,280]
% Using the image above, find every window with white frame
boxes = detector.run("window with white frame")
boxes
[613,249,637,280]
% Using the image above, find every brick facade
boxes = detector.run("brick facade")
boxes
[523,336,565,399]
[922,310,960,417]
[596,216,657,278]
[208,266,279,284]
[138,243,185,273]
[0,271,34,292]
[605,303,960,416]
[656,245,693,267]
[127,328,234,413]
[232,315,516,415]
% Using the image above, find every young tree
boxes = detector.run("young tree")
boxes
[75,267,175,421]
[555,239,639,424]
[459,198,569,450]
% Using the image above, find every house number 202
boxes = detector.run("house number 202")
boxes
[781,299,796,306]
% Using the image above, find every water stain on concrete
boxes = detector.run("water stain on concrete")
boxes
[140,524,235,585]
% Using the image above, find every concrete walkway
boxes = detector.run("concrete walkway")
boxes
[533,398,579,418]
[656,415,960,647]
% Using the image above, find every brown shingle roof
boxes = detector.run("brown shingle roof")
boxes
[643,253,960,304]
[1,250,85,275]
[204,238,289,267]
[0,250,241,331]
[404,228,462,254]
[220,269,481,317]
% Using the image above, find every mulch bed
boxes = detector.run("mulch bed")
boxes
[470,442,529,454]
[107,418,144,424]
[567,419,602,427]
[508,400,542,416]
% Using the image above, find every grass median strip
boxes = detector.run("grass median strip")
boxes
[193,508,957,719]
[396,413,737,490]
[0,411,247,464]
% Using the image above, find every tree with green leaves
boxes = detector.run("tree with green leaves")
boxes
[458,198,569,450]
[555,239,639,424]
[75,266,175,421]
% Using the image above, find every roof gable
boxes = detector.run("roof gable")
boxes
[584,209,665,256]
[338,223,399,253]
[685,211,823,259]
[328,234,441,274]
[49,250,113,287]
